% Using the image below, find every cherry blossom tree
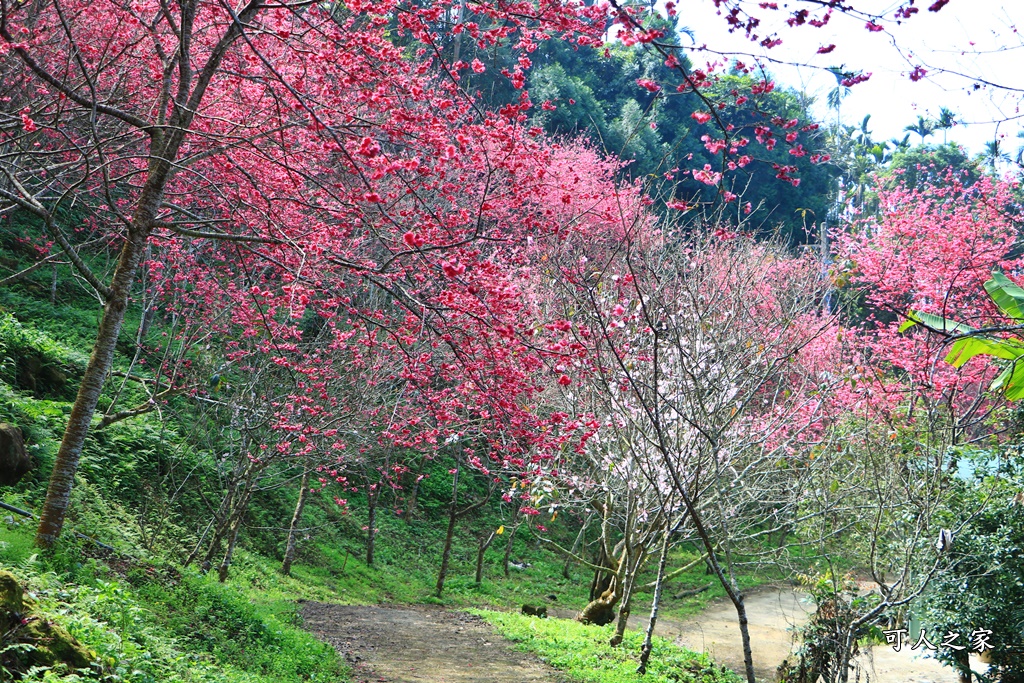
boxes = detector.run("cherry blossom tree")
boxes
[520,193,845,678]
[0,0,606,547]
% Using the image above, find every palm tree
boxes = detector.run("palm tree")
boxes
[867,142,888,164]
[854,114,873,148]
[826,66,851,128]
[983,138,1010,174]
[889,134,912,155]
[935,107,956,144]
[904,115,936,144]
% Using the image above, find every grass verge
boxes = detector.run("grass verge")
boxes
[473,609,741,683]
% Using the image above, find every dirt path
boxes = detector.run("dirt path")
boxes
[549,587,970,682]
[303,593,980,683]
[300,602,562,683]
[655,587,962,683]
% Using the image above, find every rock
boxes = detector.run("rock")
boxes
[0,570,24,614]
[0,423,30,486]
[13,350,69,398]
[1,570,96,672]
[521,604,547,618]
[21,618,96,669]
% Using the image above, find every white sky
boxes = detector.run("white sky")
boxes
[677,0,1024,157]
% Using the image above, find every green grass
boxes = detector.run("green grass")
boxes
[474,610,742,683]
[0,549,347,683]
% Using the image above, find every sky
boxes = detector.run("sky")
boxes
[676,0,1023,158]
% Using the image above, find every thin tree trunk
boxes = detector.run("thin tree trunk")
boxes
[610,548,640,647]
[199,464,245,568]
[638,529,670,674]
[218,504,246,582]
[955,648,971,683]
[366,487,378,566]
[184,517,216,568]
[30,0,263,551]
[734,593,755,682]
[435,468,460,597]
[35,227,151,548]
[563,517,588,580]
[680,491,757,683]
[403,457,425,522]
[138,243,154,340]
[281,466,310,576]
[475,530,496,585]
[503,506,521,577]
[50,263,57,305]
[215,466,254,585]
[211,459,256,578]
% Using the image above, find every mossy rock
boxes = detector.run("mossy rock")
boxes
[0,570,96,671]
[0,570,23,612]
[21,617,96,669]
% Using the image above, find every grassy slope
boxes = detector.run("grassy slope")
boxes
[0,237,748,683]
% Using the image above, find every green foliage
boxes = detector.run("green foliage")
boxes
[0,310,85,400]
[903,270,1024,400]
[883,143,981,190]
[476,609,741,683]
[0,560,346,683]
[920,448,1024,682]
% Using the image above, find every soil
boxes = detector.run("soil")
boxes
[646,587,965,683]
[302,590,985,683]
[300,602,562,683]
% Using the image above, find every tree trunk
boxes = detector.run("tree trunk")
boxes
[681,493,757,683]
[578,543,623,627]
[734,593,755,683]
[281,466,310,576]
[35,227,151,548]
[218,500,247,582]
[475,530,496,585]
[50,263,58,306]
[366,487,378,566]
[138,243,154,340]
[435,468,460,597]
[216,463,258,581]
[29,0,263,551]
[954,648,971,683]
[577,583,620,625]
[503,506,521,577]
[638,529,670,674]
[403,457,425,522]
[563,517,588,580]
[610,548,641,647]
[198,458,250,568]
